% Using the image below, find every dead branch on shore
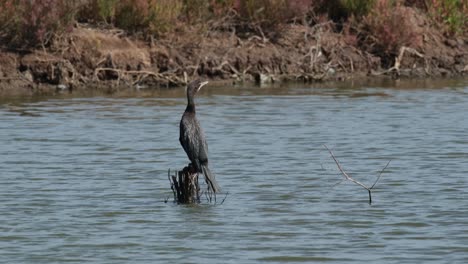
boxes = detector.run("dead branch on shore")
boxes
[324,145,390,204]
[94,67,185,86]
[0,76,25,81]
[372,46,426,76]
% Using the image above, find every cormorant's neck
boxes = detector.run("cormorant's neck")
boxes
[185,94,196,113]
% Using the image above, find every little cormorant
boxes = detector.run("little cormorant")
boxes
[179,79,220,193]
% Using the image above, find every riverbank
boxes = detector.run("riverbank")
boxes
[0,2,467,97]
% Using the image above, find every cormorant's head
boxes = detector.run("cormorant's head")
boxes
[187,79,208,98]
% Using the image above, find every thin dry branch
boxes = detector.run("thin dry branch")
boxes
[372,46,425,76]
[324,145,369,190]
[370,160,391,189]
[94,67,185,85]
[0,77,23,81]
[324,144,390,204]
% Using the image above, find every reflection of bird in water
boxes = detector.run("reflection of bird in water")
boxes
[179,79,220,193]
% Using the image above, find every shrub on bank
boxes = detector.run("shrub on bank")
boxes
[427,0,467,34]
[233,0,312,39]
[0,0,465,51]
[404,0,428,8]
[180,0,233,23]
[235,0,311,23]
[403,0,467,34]
[362,0,421,56]
[76,0,183,35]
[341,0,375,17]
[0,0,76,48]
[312,0,375,22]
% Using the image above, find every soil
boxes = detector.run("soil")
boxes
[1,10,467,97]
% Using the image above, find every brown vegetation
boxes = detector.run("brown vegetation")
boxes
[0,0,467,96]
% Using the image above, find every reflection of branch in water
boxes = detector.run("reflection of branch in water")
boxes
[324,144,390,204]
[6,105,41,117]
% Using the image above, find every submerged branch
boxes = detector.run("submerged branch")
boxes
[371,160,391,189]
[324,144,390,204]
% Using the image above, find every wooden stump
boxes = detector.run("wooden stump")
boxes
[168,164,201,204]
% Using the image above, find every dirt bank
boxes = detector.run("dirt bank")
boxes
[1,11,467,97]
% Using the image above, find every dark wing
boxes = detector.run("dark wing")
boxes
[197,124,209,164]
[179,117,190,157]
[179,114,204,170]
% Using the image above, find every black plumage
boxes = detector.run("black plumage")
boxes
[179,79,220,193]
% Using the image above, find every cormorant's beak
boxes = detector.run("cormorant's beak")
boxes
[198,81,209,91]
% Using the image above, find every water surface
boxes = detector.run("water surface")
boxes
[1,79,468,263]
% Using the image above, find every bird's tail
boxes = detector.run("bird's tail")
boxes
[201,165,221,193]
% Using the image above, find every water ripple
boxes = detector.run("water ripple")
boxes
[1,81,468,263]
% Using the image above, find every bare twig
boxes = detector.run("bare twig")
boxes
[372,46,425,76]
[394,46,424,72]
[324,145,369,190]
[324,144,390,204]
[370,160,391,189]
[0,77,23,81]
[94,67,185,85]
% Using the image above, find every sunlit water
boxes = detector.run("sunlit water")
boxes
[1,79,468,263]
